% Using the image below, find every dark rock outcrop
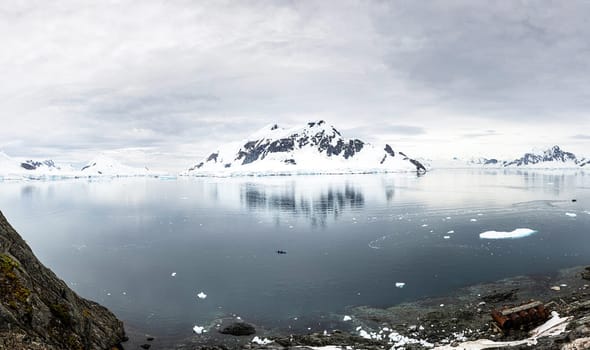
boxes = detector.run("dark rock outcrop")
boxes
[0,210,125,349]
[219,322,256,336]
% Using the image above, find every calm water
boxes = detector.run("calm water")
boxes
[0,170,589,338]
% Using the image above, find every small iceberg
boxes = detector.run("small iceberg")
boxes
[565,212,577,217]
[343,315,352,321]
[395,282,406,288]
[479,228,537,240]
[197,292,207,299]
[193,325,205,334]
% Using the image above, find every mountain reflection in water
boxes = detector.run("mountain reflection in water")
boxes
[241,182,365,226]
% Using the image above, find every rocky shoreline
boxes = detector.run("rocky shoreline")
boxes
[158,266,590,350]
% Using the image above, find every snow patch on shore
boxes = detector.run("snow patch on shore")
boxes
[252,336,273,345]
[479,228,537,239]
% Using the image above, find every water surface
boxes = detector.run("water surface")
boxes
[0,170,588,338]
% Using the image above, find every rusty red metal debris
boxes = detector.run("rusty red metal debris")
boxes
[491,300,549,330]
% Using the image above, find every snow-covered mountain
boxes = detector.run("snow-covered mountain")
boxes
[0,152,156,180]
[185,120,427,175]
[0,152,78,179]
[431,145,587,169]
[80,154,150,176]
[503,145,582,168]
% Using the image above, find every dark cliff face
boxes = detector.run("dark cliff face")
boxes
[0,211,125,349]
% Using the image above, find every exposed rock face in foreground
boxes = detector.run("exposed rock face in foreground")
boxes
[0,210,125,349]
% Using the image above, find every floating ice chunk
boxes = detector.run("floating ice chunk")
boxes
[479,228,537,239]
[343,315,352,321]
[421,224,429,227]
[252,336,273,345]
[447,230,454,234]
[193,325,205,334]
[171,272,177,277]
[550,286,561,291]
[443,236,451,239]
[470,218,478,222]
[197,292,207,299]
[395,282,406,288]
[440,304,445,307]
[560,284,567,287]
[446,216,452,219]
[565,212,577,217]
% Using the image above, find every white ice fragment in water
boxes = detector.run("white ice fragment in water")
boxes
[443,236,451,239]
[193,325,205,334]
[447,230,454,234]
[479,228,537,240]
[565,212,577,217]
[560,284,567,287]
[446,216,452,219]
[551,286,561,291]
[171,272,177,277]
[470,218,478,222]
[252,336,273,345]
[197,292,207,299]
[421,224,428,227]
[395,282,406,288]
[440,304,445,307]
[343,315,352,321]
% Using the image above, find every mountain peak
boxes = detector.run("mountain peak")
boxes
[187,121,427,175]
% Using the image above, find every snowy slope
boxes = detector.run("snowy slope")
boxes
[185,121,427,176]
[79,154,150,176]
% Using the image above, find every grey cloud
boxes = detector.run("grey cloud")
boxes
[373,1,590,119]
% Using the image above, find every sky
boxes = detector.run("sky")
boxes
[1,0,589,171]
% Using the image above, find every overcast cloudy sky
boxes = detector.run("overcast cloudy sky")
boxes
[1,0,589,170]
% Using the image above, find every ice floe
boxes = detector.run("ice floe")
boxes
[395,282,406,288]
[443,236,451,239]
[447,230,454,234]
[343,315,352,321]
[470,218,478,222]
[197,292,207,299]
[171,272,177,277]
[565,212,577,217]
[479,228,537,240]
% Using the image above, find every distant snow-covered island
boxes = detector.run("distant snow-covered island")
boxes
[0,152,165,180]
[429,145,589,170]
[183,120,428,176]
